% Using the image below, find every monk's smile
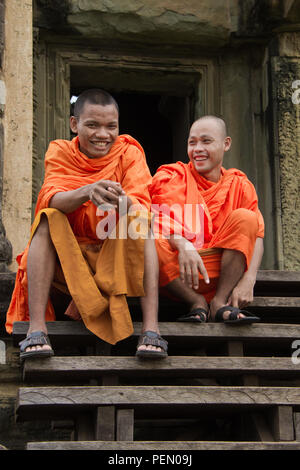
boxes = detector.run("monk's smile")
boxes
[91,140,111,150]
[70,102,119,159]
[187,117,231,182]
[193,153,208,161]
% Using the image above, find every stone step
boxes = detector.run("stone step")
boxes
[22,356,300,382]
[16,385,300,422]
[26,440,300,450]
[254,270,300,294]
[12,320,300,348]
[131,296,300,316]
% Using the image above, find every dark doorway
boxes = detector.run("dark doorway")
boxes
[114,92,173,175]
[70,64,199,173]
[71,86,194,174]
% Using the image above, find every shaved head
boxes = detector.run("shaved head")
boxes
[73,88,119,118]
[187,114,231,182]
[191,115,228,139]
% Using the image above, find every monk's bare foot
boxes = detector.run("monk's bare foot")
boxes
[24,344,52,354]
[137,344,162,353]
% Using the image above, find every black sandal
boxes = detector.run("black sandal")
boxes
[19,331,54,361]
[177,308,208,323]
[136,331,168,359]
[215,306,260,325]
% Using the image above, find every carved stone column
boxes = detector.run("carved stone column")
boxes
[0,0,15,333]
[0,0,12,272]
[270,32,300,271]
[2,0,33,272]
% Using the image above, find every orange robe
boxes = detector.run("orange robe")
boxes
[149,161,264,303]
[6,135,152,344]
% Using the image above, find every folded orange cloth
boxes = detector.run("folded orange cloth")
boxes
[149,162,264,301]
[6,135,152,344]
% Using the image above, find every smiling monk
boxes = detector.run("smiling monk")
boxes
[149,115,264,324]
[6,89,168,360]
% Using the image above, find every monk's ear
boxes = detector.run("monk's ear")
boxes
[70,116,78,134]
[224,136,231,152]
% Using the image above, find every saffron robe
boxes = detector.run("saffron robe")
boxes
[149,161,264,303]
[6,135,152,344]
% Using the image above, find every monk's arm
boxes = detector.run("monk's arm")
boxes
[169,235,210,289]
[229,237,264,308]
[49,180,126,214]
[49,185,91,213]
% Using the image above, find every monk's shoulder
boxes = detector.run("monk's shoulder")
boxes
[154,162,187,180]
[226,168,258,198]
[46,138,72,154]
[123,143,144,161]
[226,168,252,185]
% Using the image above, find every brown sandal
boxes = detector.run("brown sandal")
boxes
[177,308,208,323]
[19,331,54,361]
[136,330,168,359]
[215,306,260,325]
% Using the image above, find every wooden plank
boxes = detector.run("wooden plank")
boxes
[13,321,300,346]
[254,270,300,296]
[256,270,300,284]
[22,356,300,382]
[269,406,295,441]
[12,321,96,346]
[293,412,300,440]
[250,297,300,308]
[26,440,300,450]
[16,386,300,422]
[116,409,134,441]
[95,406,115,441]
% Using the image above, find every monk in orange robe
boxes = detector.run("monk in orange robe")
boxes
[6,89,168,359]
[149,115,264,324]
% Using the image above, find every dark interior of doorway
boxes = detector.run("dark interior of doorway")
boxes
[114,92,173,175]
[70,90,191,175]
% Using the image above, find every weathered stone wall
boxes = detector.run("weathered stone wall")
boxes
[0,0,12,272]
[33,0,294,269]
[0,0,298,274]
[2,0,33,272]
[270,33,300,270]
[0,0,299,451]
[65,0,233,46]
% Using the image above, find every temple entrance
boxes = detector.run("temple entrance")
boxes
[70,66,198,174]
[70,90,193,175]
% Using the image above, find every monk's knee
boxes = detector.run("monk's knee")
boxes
[228,209,258,236]
[32,213,52,241]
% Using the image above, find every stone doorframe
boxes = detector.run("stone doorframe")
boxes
[32,42,285,271]
[33,42,217,210]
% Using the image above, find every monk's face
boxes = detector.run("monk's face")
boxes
[187,118,231,182]
[70,102,119,158]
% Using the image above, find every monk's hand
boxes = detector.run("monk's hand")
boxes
[228,274,256,309]
[176,238,210,290]
[89,180,126,209]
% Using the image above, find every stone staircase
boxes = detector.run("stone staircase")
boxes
[12,270,300,450]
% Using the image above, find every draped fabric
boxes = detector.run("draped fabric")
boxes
[6,135,152,344]
[149,162,264,302]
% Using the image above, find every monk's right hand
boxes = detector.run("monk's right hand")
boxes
[176,239,210,289]
[89,180,125,209]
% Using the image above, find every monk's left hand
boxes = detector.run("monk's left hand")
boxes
[228,275,256,309]
[90,180,126,210]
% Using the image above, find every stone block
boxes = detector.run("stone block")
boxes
[56,0,234,47]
